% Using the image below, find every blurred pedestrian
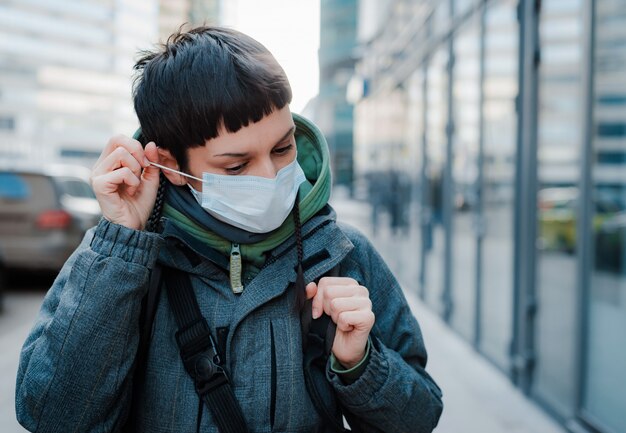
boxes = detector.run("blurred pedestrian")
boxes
[366,171,385,236]
[15,26,442,433]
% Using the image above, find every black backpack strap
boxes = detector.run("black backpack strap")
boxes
[300,264,362,433]
[120,264,163,433]
[163,267,249,433]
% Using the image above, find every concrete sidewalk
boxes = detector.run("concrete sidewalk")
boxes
[329,189,566,433]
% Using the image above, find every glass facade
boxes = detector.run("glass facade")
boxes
[583,1,626,431]
[317,0,358,187]
[450,16,481,342]
[480,0,518,370]
[533,0,584,417]
[351,0,626,431]
[422,45,449,316]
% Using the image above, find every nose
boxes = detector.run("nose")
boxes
[254,158,278,179]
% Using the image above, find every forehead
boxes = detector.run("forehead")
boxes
[207,106,294,151]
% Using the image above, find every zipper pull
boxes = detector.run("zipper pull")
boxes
[229,243,244,294]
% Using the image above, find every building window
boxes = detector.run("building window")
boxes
[0,116,15,131]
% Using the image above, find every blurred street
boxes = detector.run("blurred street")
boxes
[0,273,53,433]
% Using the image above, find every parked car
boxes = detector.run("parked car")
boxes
[0,162,101,277]
[537,187,578,253]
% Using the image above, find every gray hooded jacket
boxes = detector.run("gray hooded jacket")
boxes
[15,119,443,433]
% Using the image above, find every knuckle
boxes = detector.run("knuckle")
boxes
[90,175,99,188]
[121,167,137,181]
[336,312,346,326]
[112,146,129,159]
[130,138,143,151]
[367,310,375,323]
[90,176,104,191]
[107,134,126,147]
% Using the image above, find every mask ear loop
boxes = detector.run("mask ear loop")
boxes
[144,163,203,232]
[149,161,204,183]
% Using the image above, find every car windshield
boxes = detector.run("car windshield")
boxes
[58,178,96,199]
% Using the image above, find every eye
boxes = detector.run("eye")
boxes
[225,162,247,174]
[273,143,293,155]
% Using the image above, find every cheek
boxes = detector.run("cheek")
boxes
[187,159,221,177]
[276,155,296,171]
[276,146,298,169]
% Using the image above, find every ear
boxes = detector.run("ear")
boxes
[157,148,187,186]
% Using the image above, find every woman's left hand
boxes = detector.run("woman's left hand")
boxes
[306,277,375,369]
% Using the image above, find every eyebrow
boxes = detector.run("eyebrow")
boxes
[213,125,296,158]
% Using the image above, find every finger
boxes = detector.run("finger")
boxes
[95,134,142,167]
[306,282,318,301]
[321,285,368,316]
[93,146,143,179]
[336,310,375,333]
[91,167,141,195]
[328,296,372,325]
[100,135,149,168]
[318,276,359,288]
[311,282,325,320]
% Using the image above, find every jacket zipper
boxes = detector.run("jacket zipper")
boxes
[229,243,244,294]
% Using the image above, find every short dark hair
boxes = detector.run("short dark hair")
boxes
[133,26,292,170]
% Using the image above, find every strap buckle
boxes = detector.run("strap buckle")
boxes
[192,354,230,395]
[175,319,227,395]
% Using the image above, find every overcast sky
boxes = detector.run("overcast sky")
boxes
[222,0,320,113]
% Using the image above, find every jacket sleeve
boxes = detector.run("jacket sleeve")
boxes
[327,224,443,433]
[15,218,163,433]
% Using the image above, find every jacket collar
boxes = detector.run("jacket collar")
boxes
[158,204,342,274]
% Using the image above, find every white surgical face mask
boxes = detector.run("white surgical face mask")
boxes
[151,158,306,233]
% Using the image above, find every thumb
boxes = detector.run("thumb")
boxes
[306,282,320,319]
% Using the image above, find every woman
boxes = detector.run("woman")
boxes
[16,26,442,433]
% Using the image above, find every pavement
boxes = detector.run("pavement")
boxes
[329,187,566,433]
[0,288,46,433]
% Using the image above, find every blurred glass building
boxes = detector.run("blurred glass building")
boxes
[348,0,626,432]
[0,0,159,165]
[160,0,221,42]
[0,0,221,167]
[315,0,359,189]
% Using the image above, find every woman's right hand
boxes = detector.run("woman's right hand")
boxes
[90,135,161,230]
